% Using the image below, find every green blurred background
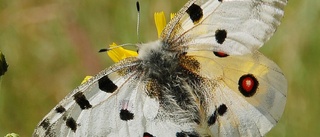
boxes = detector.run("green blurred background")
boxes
[0,0,319,136]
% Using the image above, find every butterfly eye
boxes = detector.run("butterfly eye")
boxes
[238,74,259,97]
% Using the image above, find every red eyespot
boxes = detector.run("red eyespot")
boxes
[242,77,254,92]
[238,74,259,97]
[213,51,229,57]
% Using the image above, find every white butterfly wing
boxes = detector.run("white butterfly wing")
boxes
[33,57,196,137]
[33,58,151,136]
[162,0,287,55]
[156,0,288,135]
[186,50,286,136]
[33,0,287,136]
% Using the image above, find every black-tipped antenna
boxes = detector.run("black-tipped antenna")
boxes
[98,49,108,52]
[136,1,140,42]
[99,2,140,53]
[99,43,136,53]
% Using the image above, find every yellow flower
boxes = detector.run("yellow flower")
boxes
[83,12,174,84]
[107,43,138,63]
[170,13,176,20]
[81,76,93,84]
[106,11,174,62]
[154,12,167,38]
[154,12,175,38]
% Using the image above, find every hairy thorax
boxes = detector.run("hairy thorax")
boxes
[137,40,206,125]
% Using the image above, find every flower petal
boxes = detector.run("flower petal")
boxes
[107,43,138,63]
[81,76,93,84]
[154,12,166,38]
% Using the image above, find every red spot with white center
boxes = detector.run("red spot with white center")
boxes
[242,77,254,92]
[238,74,259,97]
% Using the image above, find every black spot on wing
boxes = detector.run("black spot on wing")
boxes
[73,92,92,109]
[176,132,185,137]
[119,109,134,121]
[208,104,228,126]
[207,112,217,126]
[176,131,199,137]
[98,75,118,93]
[39,118,50,130]
[66,117,77,132]
[45,126,54,136]
[215,29,227,44]
[143,132,154,137]
[186,3,203,23]
[218,0,223,2]
[217,104,227,116]
[55,105,66,113]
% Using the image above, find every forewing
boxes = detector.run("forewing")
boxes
[33,58,158,136]
[162,0,287,54]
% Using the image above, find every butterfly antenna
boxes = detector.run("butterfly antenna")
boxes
[99,43,136,53]
[136,1,141,42]
[98,49,108,52]
[99,2,140,53]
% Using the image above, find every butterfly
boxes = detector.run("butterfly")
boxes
[33,0,287,136]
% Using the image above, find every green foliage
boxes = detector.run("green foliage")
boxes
[0,0,319,136]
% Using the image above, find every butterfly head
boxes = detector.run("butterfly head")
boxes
[137,40,163,60]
